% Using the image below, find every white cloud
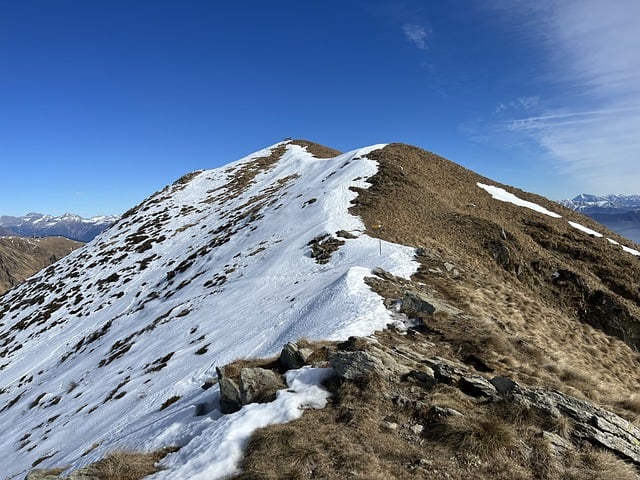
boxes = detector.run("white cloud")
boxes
[492,0,640,195]
[402,23,428,50]
[496,96,541,113]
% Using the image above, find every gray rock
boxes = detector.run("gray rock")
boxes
[279,342,313,370]
[422,355,640,465]
[406,369,437,389]
[428,406,463,418]
[515,388,640,465]
[401,291,436,316]
[541,431,572,455]
[381,421,399,431]
[425,357,464,385]
[458,375,498,399]
[216,366,242,414]
[239,368,285,405]
[488,241,511,268]
[490,375,520,395]
[410,424,424,435]
[330,350,384,380]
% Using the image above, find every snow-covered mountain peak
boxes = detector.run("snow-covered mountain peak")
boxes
[0,212,118,242]
[0,140,417,479]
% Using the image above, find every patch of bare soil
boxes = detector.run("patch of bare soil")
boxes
[0,237,83,295]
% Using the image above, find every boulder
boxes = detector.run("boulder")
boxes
[279,342,314,370]
[401,291,436,317]
[330,350,384,380]
[239,368,285,405]
[457,375,498,399]
[216,366,242,414]
[490,375,520,395]
[406,369,437,389]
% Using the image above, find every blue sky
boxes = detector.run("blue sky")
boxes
[1,0,639,217]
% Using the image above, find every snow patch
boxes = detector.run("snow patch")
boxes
[568,221,603,237]
[477,183,562,218]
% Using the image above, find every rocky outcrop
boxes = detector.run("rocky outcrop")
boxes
[405,355,640,466]
[279,342,314,370]
[238,368,285,406]
[509,385,640,465]
[329,350,384,380]
[307,234,345,264]
[216,366,286,414]
[325,341,640,466]
[400,291,436,317]
[216,366,243,414]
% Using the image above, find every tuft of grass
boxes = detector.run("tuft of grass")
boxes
[616,395,640,415]
[426,413,519,459]
[160,395,181,410]
[566,447,639,480]
[81,448,178,480]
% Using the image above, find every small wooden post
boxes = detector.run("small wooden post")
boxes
[373,221,382,255]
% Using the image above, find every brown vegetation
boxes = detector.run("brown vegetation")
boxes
[78,448,178,480]
[0,236,83,294]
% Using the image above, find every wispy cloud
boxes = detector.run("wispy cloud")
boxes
[495,96,541,113]
[491,0,640,195]
[402,23,429,50]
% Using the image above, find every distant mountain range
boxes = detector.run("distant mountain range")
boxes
[559,194,640,243]
[0,212,119,242]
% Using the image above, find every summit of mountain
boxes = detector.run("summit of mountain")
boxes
[2,140,640,479]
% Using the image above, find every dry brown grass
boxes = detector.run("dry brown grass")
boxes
[565,447,639,480]
[80,448,178,480]
[221,355,280,379]
[0,236,83,294]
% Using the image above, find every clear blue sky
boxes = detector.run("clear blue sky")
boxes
[1,0,639,217]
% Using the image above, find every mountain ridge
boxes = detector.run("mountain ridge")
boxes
[0,213,118,242]
[3,140,640,479]
[559,194,640,243]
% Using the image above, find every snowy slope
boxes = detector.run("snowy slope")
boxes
[0,142,416,479]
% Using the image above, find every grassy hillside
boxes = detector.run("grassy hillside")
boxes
[0,236,83,294]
